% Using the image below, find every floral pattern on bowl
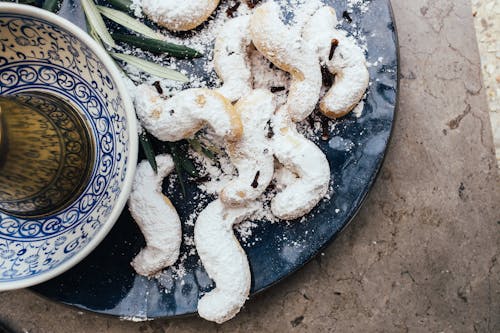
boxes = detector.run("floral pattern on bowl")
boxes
[0,4,137,290]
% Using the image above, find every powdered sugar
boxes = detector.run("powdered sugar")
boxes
[140,0,220,31]
[303,6,370,118]
[214,15,253,101]
[347,0,371,14]
[134,86,242,143]
[250,1,322,122]
[125,0,373,320]
[194,199,259,323]
[123,0,371,98]
[128,155,182,277]
[127,0,372,256]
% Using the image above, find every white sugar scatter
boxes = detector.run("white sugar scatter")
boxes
[289,0,323,31]
[235,220,258,243]
[367,57,384,68]
[127,0,373,288]
[352,100,365,118]
[281,244,303,264]
[130,0,144,18]
[190,135,236,195]
[329,136,355,152]
[250,47,290,106]
[347,0,371,14]
[120,316,151,322]
[184,234,195,247]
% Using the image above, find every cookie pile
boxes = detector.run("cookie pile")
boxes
[128,0,369,324]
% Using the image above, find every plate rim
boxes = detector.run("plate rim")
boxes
[31,0,400,319]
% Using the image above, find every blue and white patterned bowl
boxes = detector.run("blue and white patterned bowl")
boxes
[0,3,138,290]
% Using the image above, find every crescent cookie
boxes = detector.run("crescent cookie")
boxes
[214,15,253,102]
[303,6,369,119]
[270,108,331,220]
[134,84,243,143]
[221,89,275,206]
[140,0,220,31]
[129,154,182,276]
[250,1,322,122]
[194,199,260,324]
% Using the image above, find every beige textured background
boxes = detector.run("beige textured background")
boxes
[472,0,500,163]
[0,0,499,332]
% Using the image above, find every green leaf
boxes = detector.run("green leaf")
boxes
[169,141,198,177]
[42,0,60,12]
[187,138,203,154]
[112,33,203,59]
[106,0,133,13]
[86,16,103,46]
[199,139,222,156]
[180,156,198,177]
[8,0,38,5]
[168,143,187,197]
[81,0,116,47]
[139,131,157,173]
[188,138,216,160]
[110,52,189,82]
[201,147,216,160]
[97,5,161,40]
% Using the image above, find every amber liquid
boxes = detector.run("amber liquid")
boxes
[0,93,95,218]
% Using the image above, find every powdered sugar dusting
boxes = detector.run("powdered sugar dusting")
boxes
[347,0,371,14]
[126,0,372,288]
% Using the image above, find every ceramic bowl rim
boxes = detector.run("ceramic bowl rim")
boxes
[0,3,138,291]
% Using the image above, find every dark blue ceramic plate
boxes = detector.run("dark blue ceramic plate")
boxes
[33,0,398,319]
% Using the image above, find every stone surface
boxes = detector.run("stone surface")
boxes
[0,0,499,332]
[471,0,500,164]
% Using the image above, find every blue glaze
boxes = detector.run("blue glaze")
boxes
[0,11,131,284]
[34,0,398,319]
